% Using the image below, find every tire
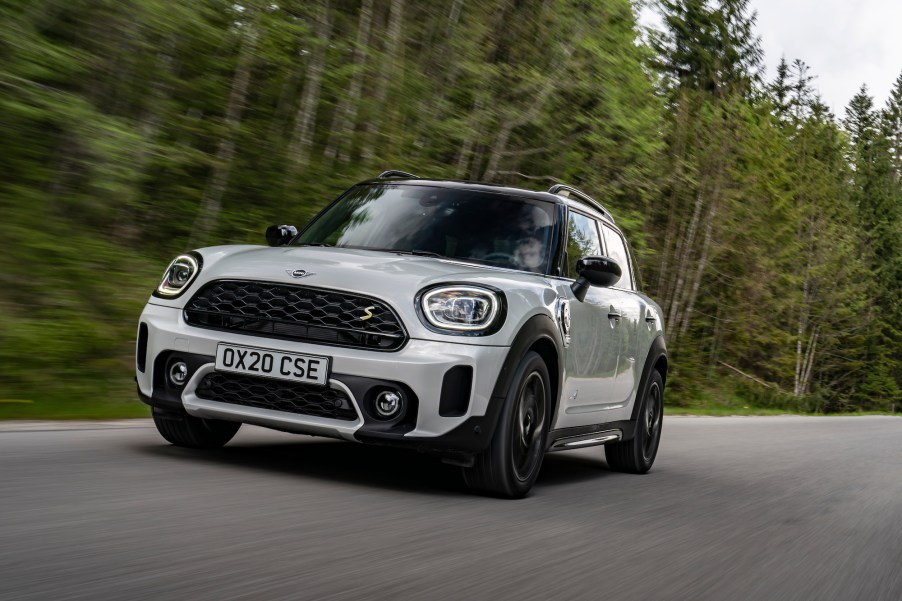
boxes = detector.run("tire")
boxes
[463,351,551,498]
[152,409,241,449]
[605,370,664,474]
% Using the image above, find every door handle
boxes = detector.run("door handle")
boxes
[645,314,656,323]
[608,310,621,320]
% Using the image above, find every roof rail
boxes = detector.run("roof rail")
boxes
[378,170,418,179]
[547,184,614,222]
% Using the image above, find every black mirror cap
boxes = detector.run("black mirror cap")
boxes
[571,256,621,301]
[577,255,621,287]
[266,224,298,247]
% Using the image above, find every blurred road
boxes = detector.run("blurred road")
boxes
[1,416,901,601]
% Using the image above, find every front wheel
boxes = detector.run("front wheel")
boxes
[463,351,551,498]
[152,409,241,449]
[604,370,664,473]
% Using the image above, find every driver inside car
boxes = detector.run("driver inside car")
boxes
[512,205,552,272]
[513,235,545,271]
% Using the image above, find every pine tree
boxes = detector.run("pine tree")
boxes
[653,0,762,95]
[843,86,902,407]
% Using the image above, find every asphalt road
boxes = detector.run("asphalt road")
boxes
[1,416,900,601]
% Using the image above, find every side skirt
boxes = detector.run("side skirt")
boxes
[545,420,637,452]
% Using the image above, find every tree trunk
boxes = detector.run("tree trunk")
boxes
[800,325,820,396]
[481,27,579,182]
[655,94,693,296]
[323,0,373,163]
[676,197,717,343]
[482,77,558,181]
[190,21,258,249]
[664,189,705,344]
[482,122,514,182]
[455,98,482,179]
[286,1,332,178]
[665,127,727,346]
[793,244,813,396]
[116,39,176,243]
[360,0,404,164]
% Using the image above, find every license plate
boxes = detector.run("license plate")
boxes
[214,343,330,386]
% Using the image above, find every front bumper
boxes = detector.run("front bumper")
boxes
[136,303,510,454]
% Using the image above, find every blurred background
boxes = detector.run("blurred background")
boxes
[0,0,900,419]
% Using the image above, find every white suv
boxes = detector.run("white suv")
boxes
[136,171,668,497]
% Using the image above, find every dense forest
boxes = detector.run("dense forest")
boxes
[1,0,900,417]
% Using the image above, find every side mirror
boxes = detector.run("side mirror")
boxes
[571,256,621,302]
[265,224,298,247]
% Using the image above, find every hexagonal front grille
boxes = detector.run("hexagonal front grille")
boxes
[195,372,358,421]
[184,280,406,351]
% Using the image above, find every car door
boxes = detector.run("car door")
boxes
[555,210,625,429]
[598,222,645,422]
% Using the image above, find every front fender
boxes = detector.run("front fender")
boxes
[355,313,564,459]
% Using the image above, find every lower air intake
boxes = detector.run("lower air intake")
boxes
[195,372,358,421]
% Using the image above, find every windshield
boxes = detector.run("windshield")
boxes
[295,184,557,274]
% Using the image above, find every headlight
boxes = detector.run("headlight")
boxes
[420,286,503,332]
[154,253,201,298]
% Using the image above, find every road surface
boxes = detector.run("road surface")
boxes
[1,416,900,600]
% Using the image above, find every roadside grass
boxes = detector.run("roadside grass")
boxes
[664,376,899,416]
[0,401,148,420]
[0,382,148,420]
[664,406,896,417]
[666,405,799,416]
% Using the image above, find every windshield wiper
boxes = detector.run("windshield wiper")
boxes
[345,247,447,258]
[296,242,333,247]
[393,249,444,258]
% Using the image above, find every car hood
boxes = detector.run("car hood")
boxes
[150,245,560,344]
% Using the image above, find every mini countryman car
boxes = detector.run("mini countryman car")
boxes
[136,170,668,497]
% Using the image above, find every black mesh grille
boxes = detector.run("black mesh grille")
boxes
[196,372,358,421]
[184,280,406,351]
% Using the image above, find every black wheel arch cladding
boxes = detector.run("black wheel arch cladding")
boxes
[493,313,564,426]
[629,335,668,424]
[356,312,564,455]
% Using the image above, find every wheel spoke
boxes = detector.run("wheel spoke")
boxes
[511,371,546,480]
[643,383,662,458]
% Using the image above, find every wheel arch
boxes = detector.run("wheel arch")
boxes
[527,336,560,422]
[491,313,563,424]
[628,335,668,427]
[354,313,564,458]
[654,353,668,386]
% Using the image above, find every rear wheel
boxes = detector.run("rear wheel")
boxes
[605,370,664,473]
[463,351,550,498]
[152,409,241,449]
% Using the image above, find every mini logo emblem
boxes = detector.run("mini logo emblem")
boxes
[286,269,315,279]
[359,306,375,321]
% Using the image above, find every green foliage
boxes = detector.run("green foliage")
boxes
[0,0,899,417]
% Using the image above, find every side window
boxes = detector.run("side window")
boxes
[565,211,603,278]
[601,224,634,290]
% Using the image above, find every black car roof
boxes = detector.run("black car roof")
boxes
[355,177,617,225]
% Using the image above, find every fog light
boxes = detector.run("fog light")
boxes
[169,361,188,385]
[375,390,402,418]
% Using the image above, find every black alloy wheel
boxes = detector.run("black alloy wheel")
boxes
[641,376,663,463]
[511,371,547,482]
[605,370,664,474]
[463,351,551,498]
